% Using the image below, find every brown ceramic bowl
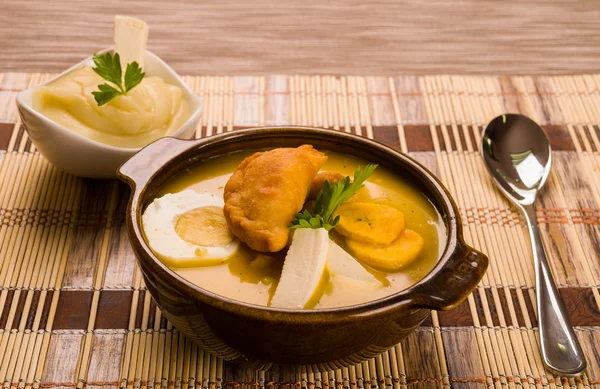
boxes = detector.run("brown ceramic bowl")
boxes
[117,127,488,370]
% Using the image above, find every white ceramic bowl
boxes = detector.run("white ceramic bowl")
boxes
[16,48,202,179]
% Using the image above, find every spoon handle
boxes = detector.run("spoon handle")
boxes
[523,204,586,376]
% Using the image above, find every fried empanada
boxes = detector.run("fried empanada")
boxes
[223,145,327,252]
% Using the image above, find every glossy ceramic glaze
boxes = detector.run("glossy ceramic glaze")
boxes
[16,48,202,179]
[117,127,488,369]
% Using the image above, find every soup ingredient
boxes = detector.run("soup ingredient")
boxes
[91,52,145,106]
[175,206,234,246]
[309,171,344,200]
[290,164,377,231]
[271,229,330,309]
[33,66,190,148]
[142,190,239,267]
[346,229,424,271]
[334,202,405,245]
[327,241,379,285]
[114,15,149,69]
[223,145,327,252]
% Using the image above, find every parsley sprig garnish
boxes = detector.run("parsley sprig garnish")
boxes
[289,164,378,231]
[91,52,145,106]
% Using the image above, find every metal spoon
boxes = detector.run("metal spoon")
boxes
[481,114,586,376]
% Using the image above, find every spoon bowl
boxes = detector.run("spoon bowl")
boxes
[481,114,586,376]
[482,114,551,206]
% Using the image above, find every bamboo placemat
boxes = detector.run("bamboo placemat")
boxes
[1,73,600,389]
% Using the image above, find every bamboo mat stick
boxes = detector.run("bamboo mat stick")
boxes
[206,77,216,137]
[291,75,299,126]
[324,76,333,130]
[388,78,408,154]
[338,77,351,133]
[358,77,373,139]
[331,77,342,132]
[306,77,316,127]
[315,76,325,128]
[141,294,155,389]
[298,76,307,126]
[152,307,165,389]
[216,76,225,133]
[197,76,207,139]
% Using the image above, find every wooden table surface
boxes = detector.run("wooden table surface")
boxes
[2,0,599,75]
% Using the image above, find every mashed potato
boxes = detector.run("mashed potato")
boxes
[33,66,190,148]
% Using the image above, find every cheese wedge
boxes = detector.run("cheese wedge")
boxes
[114,15,149,69]
[327,240,379,284]
[271,229,329,309]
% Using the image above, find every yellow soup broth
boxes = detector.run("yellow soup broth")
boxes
[154,150,445,309]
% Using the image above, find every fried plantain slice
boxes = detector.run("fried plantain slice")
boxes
[346,229,424,271]
[334,202,404,245]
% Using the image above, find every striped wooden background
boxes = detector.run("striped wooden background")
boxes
[4,0,600,76]
[0,72,600,389]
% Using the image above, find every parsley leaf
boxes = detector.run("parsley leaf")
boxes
[124,61,145,92]
[91,52,145,106]
[289,211,331,231]
[92,83,122,106]
[92,52,123,88]
[289,164,377,231]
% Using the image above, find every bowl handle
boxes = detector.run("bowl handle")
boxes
[117,137,205,190]
[408,242,488,311]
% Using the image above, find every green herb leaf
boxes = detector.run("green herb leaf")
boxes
[92,52,123,88]
[289,164,377,231]
[91,52,145,106]
[92,83,122,106]
[299,219,311,228]
[124,61,145,92]
[309,217,321,228]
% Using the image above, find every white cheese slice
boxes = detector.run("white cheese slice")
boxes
[327,240,380,284]
[271,229,329,309]
[114,15,149,69]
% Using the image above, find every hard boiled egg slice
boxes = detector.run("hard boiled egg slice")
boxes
[142,190,239,267]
